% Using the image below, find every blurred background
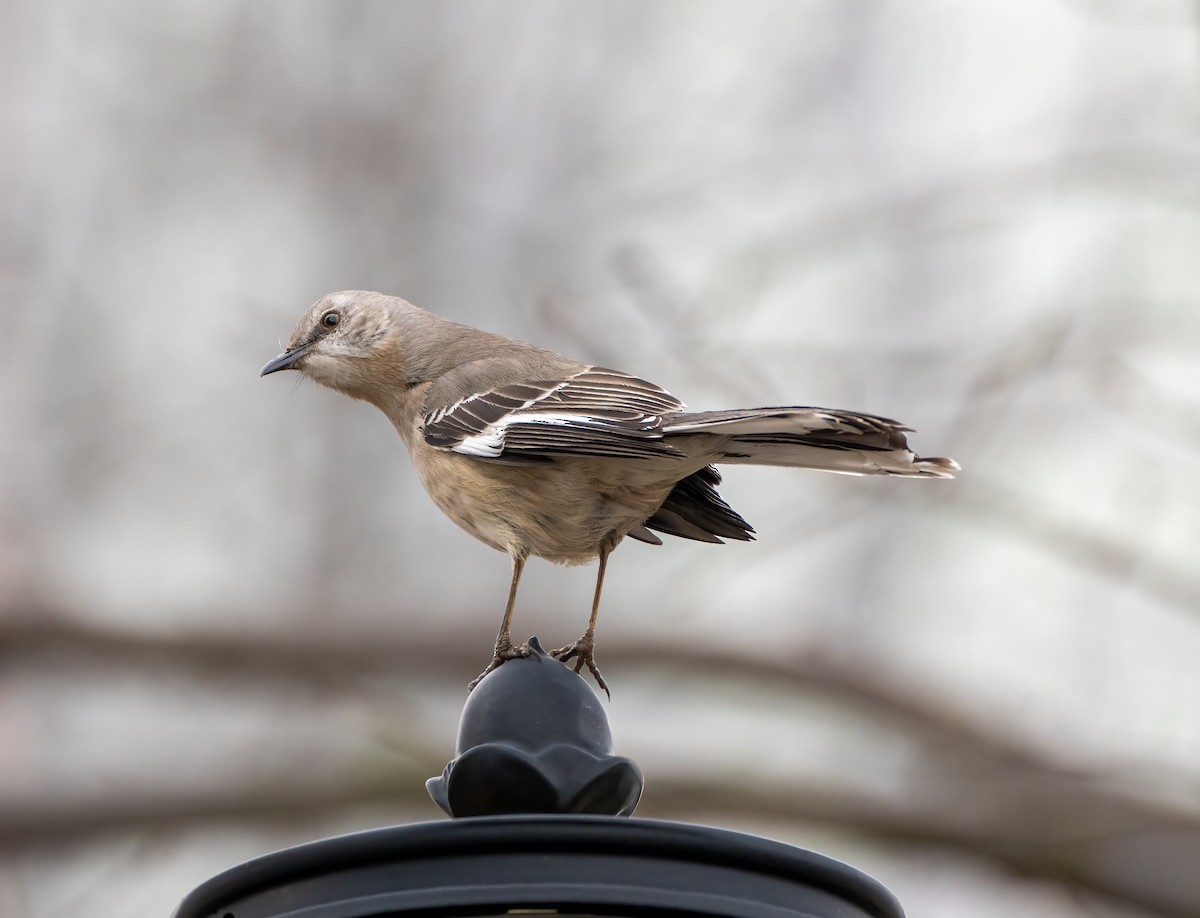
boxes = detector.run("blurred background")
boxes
[3,1,1199,916]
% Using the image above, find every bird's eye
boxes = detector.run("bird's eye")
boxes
[322,312,340,329]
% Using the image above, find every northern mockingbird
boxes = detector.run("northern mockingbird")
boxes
[262,291,958,694]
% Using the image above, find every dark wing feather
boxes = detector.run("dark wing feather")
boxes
[422,367,687,461]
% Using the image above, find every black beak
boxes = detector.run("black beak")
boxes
[260,346,308,377]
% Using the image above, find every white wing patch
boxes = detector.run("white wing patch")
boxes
[454,411,630,459]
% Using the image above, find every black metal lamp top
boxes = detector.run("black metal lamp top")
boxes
[172,815,904,918]
[172,640,905,917]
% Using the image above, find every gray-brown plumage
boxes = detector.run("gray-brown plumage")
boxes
[261,290,959,694]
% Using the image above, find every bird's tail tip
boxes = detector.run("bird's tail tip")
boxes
[911,455,960,478]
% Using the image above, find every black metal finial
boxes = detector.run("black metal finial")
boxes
[426,637,643,818]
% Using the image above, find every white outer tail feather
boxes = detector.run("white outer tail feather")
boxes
[716,442,959,478]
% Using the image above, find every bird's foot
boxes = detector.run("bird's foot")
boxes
[551,632,610,700]
[467,635,531,692]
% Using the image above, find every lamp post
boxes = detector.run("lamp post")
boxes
[173,640,904,918]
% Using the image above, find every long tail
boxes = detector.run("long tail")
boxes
[663,407,960,478]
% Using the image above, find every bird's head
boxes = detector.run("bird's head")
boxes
[261,291,408,402]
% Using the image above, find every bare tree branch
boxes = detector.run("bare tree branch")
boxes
[0,610,1079,767]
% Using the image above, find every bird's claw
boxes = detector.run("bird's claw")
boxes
[467,636,531,692]
[551,634,610,700]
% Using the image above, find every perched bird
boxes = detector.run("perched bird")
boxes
[262,291,958,694]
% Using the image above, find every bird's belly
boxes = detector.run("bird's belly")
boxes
[414,450,691,563]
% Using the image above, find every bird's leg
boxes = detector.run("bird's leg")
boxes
[552,542,611,699]
[467,554,530,692]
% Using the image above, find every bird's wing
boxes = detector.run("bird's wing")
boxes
[422,367,687,461]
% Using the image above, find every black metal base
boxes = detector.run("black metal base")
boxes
[172,814,904,918]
